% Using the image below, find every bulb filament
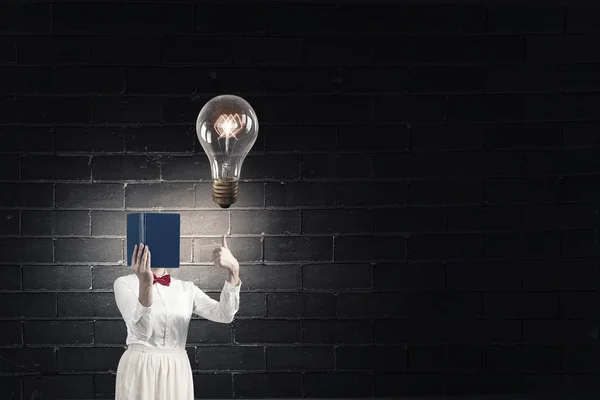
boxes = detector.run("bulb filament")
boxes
[215,113,244,138]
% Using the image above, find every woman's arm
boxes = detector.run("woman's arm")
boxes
[192,280,241,323]
[114,277,154,341]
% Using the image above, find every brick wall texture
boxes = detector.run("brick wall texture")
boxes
[1,2,600,399]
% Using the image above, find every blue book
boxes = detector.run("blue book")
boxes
[126,213,181,269]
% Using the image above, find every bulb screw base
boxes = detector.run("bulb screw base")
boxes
[212,179,238,209]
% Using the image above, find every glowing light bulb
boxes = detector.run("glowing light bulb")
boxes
[196,95,259,208]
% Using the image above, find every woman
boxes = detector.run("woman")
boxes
[113,235,241,400]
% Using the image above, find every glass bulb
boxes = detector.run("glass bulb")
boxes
[196,94,259,208]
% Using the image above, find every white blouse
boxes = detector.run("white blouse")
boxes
[113,273,241,348]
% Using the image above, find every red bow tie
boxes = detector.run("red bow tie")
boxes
[153,273,171,286]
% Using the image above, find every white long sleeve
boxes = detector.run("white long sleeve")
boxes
[193,279,241,323]
[114,277,153,341]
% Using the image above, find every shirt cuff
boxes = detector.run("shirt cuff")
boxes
[224,279,242,292]
[133,299,152,322]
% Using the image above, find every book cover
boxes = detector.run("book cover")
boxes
[126,213,181,269]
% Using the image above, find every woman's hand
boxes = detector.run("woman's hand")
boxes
[212,235,239,274]
[132,243,153,288]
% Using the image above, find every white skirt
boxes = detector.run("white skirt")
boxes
[115,344,194,400]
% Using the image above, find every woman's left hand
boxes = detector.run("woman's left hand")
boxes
[212,235,239,274]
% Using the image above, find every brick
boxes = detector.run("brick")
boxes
[0,96,91,124]
[483,122,561,149]
[0,4,51,33]
[303,96,372,125]
[302,209,370,234]
[335,235,406,262]
[337,181,407,207]
[0,348,56,374]
[21,155,90,180]
[231,210,299,235]
[0,293,55,318]
[126,66,207,94]
[264,236,331,262]
[267,346,334,370]
[483,231,560,258]
[560,291,598,319]
[303,263,372,290]
[162,96,212,123]
[92,155,160,181]
[523,258,598,290]
[0,66,54,94]
[0,321,21,345]
[267,293,335,318]
[337,67,408,93]
[562,345,599,372]
[55,126,125,153]
[446,373,520,395]
[163,36,231,64]
[196,181,264,208]
[303,37,375,65]
[52,3,123,33]
[91,97,162,123]
[24,321,93,345]
[339,126,410,152]
[0,126,53,153]
[486,65,561,93]
[231,265,301,291]
[188,319,232,344]
[55,238,122,263]
[336,346,406,372]
[531,148,600,174]
[562,229,597,257]
[0,210,18,235]
[23,266,91,290]
[373,207,443,233]
[58,293,119,318]
[21,210,90,236]
[24,375,94,399]
[55,67,125,94]
[94,320,126,345]
[91,211,127,236]
[523,320,597,345]
[522,203,596,230]
[233,373,302,398]
[446,320,522,345]
[17,35,89,64]
[126,183,194,208]
[408,233,481,260]
[0,238,53,263]
[523,373,599,394]
[410,124,483,151]
[560,175,600,201]
[409,178,482,205]
[0,36,17,63]
[0,377,21,399]
[407,345,444,372]
[235,293,266,318]
[177,210,229,236]
[526,93,600,120]
[448,94,524,122]
[95,374,116,398]
[302,320,372,344]
[446,205,521,232]
[484,177,560,203]
[0,266,21,290]
[374,262,444,290]
[557,63,600,91]
[484,292,557,318]
[90,36,161,65]
[266,182,334,207]
[565,7,600,33]
[447,346,483,372]
[411,66,486,93]
[128,126,194,153]
[336,293,407,318]
[487,6,564,33]
[0,183,54,208]
[197,346,264,371]
[56,183,124,209]
[446,260,522,291]
[302,154,370,179]
[235,320,300,344]
[194,237,261,263]
[58,348,123,372]
[242,154,301,180]
[374,95,446,123]
[375,319,446,344]
[528,35,600,63]
[264,126,336,152]
[91,266,131,290]
[303,372,373,398]
[192,373,232,398]
[161,155,211,181]
[375,373,445,397]
[232,37,302,65]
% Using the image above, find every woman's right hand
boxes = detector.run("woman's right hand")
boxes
[132,243,153,287]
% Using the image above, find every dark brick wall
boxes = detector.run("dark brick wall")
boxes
[1,1,600,399]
